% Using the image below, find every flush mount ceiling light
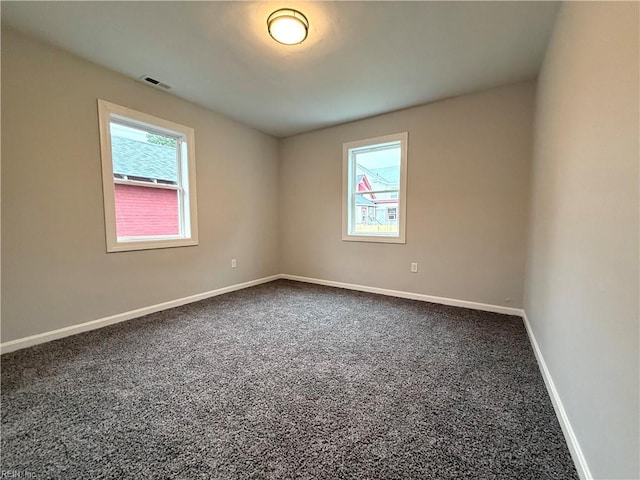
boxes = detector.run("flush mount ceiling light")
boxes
[267,8,309,45]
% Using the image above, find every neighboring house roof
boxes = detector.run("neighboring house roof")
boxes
[356,165,399,191]
[355,194,376,206]
[368,166,400,184]
[111,136,177,182]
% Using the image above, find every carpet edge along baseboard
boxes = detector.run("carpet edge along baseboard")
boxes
[1,274,521,354]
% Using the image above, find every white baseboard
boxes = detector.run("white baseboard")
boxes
[1,273,519,355]
[281,274,523,316]
[521,310,592,480]
[1,274,521,355]
[0,274,281,355]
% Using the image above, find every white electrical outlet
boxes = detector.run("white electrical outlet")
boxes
[411,262,418,273]
[231,259,237,268]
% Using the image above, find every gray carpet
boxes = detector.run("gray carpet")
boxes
[1,280,578,479]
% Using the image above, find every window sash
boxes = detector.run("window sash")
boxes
[111,123,185,240]
[113,178,180,191]
[353,188,399,195]
[352,191,400,230]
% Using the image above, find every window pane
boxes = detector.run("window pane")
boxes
[114,184,179,238]
[353,144,400,193]
[110,122,181,238]
[353,199,399,235]
[110,123,178,185]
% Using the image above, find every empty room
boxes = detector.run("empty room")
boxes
[1,1,638,479]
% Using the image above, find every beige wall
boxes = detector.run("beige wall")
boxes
[525,2,639,478]
[1,28,280,342]
[4,9,638,477]
[280,82,534,307]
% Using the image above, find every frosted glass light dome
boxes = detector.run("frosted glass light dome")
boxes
[267,9,309,45]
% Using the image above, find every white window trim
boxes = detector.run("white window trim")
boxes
[342,132,408,244]
[97,99,199,252]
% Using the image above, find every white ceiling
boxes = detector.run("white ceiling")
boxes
[2,1,559,137]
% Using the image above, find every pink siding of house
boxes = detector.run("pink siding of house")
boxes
[114,184,179,237]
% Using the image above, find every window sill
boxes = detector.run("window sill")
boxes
[342,234,406,244]
[107,237,198,253]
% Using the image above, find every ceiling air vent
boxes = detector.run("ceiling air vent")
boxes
[138,75,172,90]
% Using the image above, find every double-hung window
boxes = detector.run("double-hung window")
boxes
[342,132,408,243]
[98,99,198,252]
